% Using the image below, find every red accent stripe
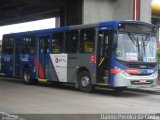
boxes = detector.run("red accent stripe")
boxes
[34,55,44,78]
[125,69,141,74]
[39,63,44,78]
[111,68,141,75]
[34,56,37,68]
[110,69,119,74]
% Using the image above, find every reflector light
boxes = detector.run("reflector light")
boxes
[125,69,141,74]
[90,54,96,64]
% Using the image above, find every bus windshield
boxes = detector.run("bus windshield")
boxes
[115,33,157,63]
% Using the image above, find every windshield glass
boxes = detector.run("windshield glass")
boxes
[115,33,157,63]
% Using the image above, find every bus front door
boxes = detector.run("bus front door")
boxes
[97,31,111,84]
[38,35,50,79]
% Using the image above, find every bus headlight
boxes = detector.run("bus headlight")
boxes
[121,70,131,77]
[116,68,131,77]
[151,72,158,77]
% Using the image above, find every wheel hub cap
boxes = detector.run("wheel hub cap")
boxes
[81,76,89,87]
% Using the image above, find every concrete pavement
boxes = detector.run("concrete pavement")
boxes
[128,85,160,95]
[0,76,160,120]
[0,76,160,113]
[1,73,160,94]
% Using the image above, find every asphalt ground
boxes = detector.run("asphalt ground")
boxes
[0,76,160,120]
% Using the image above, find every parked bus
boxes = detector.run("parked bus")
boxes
[1,20,158,92]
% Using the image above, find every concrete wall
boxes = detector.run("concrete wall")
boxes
[57,0,153,26]
[113,0,132,20]
[140,0,152,23]
[83,0,115,24]
[83,0,133,24]
[83,0,152,24]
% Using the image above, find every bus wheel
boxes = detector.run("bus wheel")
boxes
[22,67,36,85]
[78,71,94,93]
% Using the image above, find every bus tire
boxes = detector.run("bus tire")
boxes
[78,71,94,93]
[22,67,37,85]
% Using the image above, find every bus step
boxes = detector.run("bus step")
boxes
[96,83,109,87]
[38,78,48,82]
[104,70,109,77]
[103,77,108,80]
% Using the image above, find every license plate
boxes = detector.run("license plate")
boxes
[139,79,147,83]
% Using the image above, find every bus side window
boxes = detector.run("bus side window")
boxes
[22,36,35,54]
[65,31,78,53]
[80,29,95,53]
[2,38,8,46]
[51,32,64,54]
[2,38,14,54]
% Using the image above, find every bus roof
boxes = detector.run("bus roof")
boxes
[3,20,154,38]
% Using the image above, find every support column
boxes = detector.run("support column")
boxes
[65,0,83,25]
[140,0,152,23]
[60,0,83,26]
[60,7,66,27]
[59,0,152,26]
[113,0,133,20]
[83,0,114,24]
[55,17,60,28]
[82,0,133,24]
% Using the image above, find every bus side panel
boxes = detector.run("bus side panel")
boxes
[67,54,97,84]
[48,54,68,82]
[46,54,96,84]
[45,53,50,79]
[2,54,13,76]
[29,54,36,79]
[47,54,59,81]
[20,54,36,79]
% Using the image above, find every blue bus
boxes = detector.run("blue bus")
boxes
[1,20,158,92]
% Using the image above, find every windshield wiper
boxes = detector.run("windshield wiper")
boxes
[128,33,139,47]
[144,34,150,46]
[142,34,150,56]
[128,33,141,60]
[142,37,146,56]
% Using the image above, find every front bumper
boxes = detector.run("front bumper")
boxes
[113,72,158,88]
